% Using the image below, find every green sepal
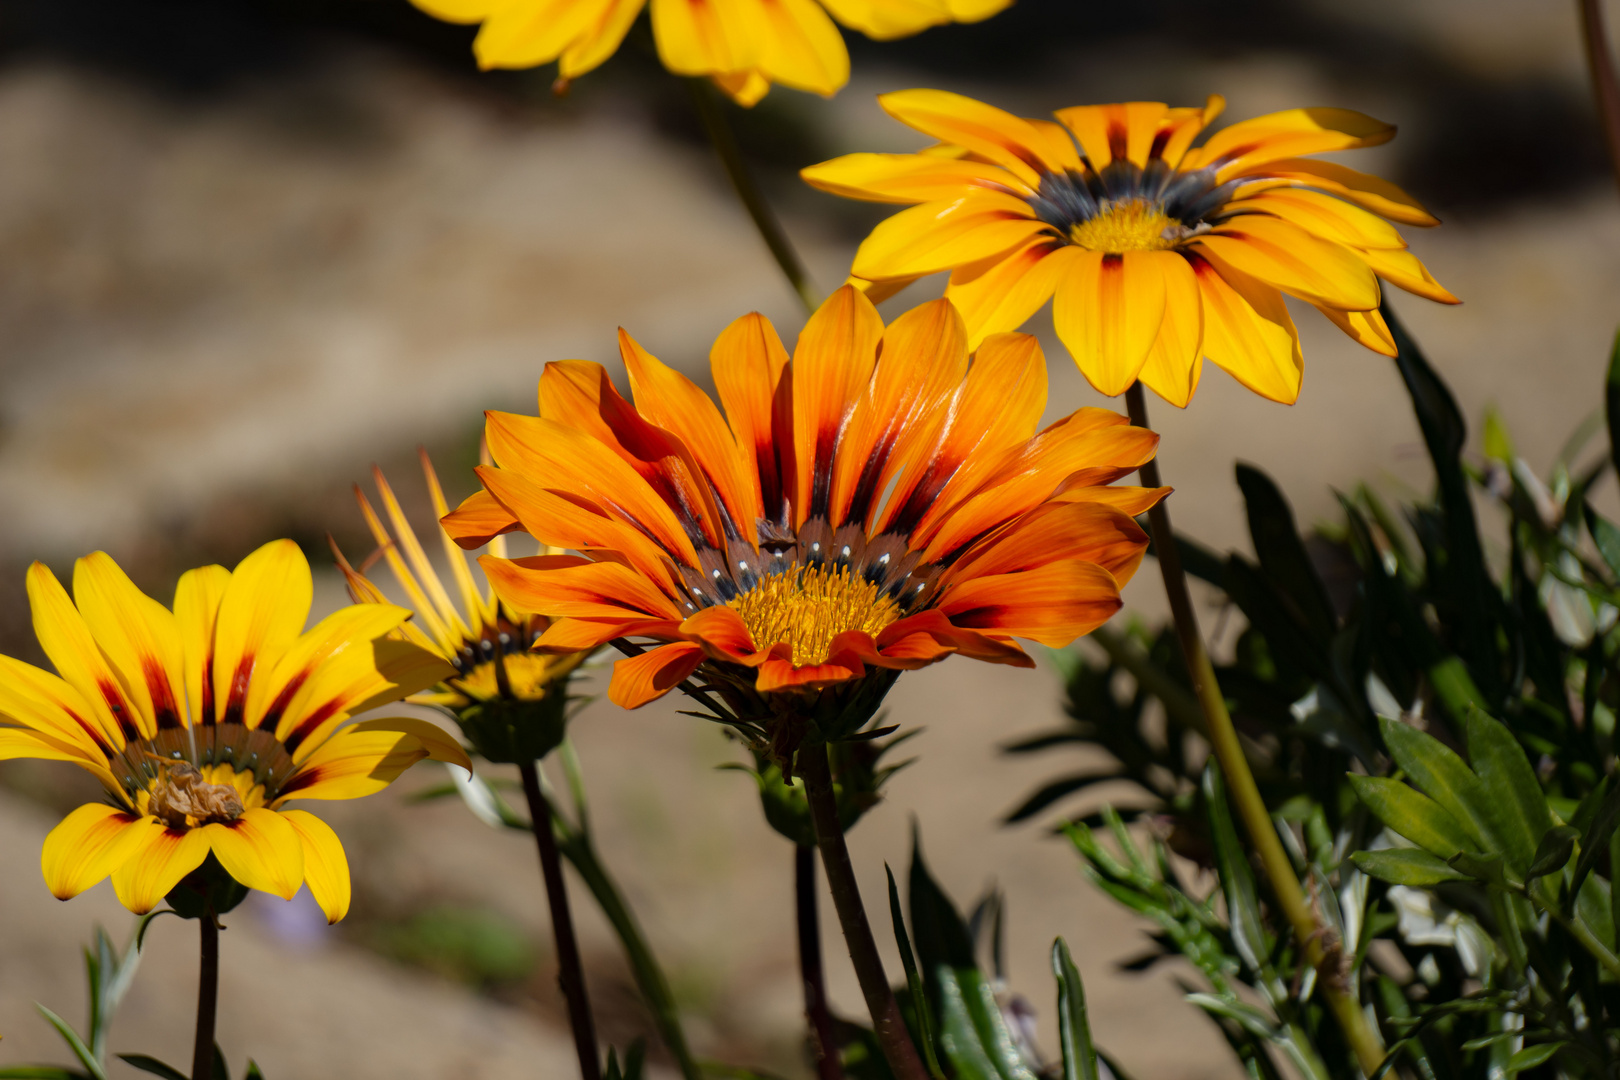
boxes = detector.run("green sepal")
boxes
[454,691,570,765]
[164,853,250,920]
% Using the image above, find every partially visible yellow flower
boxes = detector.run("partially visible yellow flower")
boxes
[802,90,1459,406]
[410,0,1012,105]
[0,540,466,923]
[333,451,591,763]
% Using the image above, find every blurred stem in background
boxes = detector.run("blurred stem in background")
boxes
[798,743,930,1080]
[685,78,820,314]
[795,845,844,1080]
[518,760,602,1080]
[1579,0,1620,190]
[1122,382,1386,1076]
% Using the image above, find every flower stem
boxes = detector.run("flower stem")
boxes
[684,77,820,314]
[1579,0,1620,191]
[1123,383,1385,1076]
[191,913,219,1080]
[520,760,602,1080]
[796,844,845,1080]
[798,743,929,1080]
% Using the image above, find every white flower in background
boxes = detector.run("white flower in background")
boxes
[1385,883,1492,977]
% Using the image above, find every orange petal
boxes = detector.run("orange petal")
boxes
[1052,483,1171,517]
[935,559,1123,647]
[537,616,681,652]
[608,642,706,708]
[711,311,793,527]
[480,556,685,622]
[943,501,1149,588]
[1053,101,1167,170]
[791,285,884,525]
[441,488,524,550]
[877,89,1073,187]
[755,656,862,692]
[679,605,762,663]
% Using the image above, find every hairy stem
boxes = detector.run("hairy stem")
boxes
[799,743,929,1080]
[1124,383,1385,1075]
[521,760,602,1080]
[797,844,845,1080]
[191,914,218,1080]
[1579,0,1620,190]
[685,77,820,314]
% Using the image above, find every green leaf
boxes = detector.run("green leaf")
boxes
[887,866,946,1080]
[908,835,1036,1080]
[1235,463,1337,643]
[213,1044,229,1080]
[1376,716,1495,850]
[1526,824,1579,881]
[1447,851,1511,889]
[244,1063,265,1080]
[1202,764,1270,975]
[1348,776,1475,859]
[1350,848,1470,886]
[1463,708,1551,873]
[1571,772,1620,901]
[1050,939,1099,1080]
[1586,505,1620,579]
[113,1057,186,1080]
[1606,326,1620,484]
[1504,1043,1563,1074]
[35,1007,105,1080]
[1483,409,1515,463]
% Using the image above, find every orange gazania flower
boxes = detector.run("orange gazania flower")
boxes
[442,287,1165,724]
[409,0,1012,106]
[802,90,1458,406]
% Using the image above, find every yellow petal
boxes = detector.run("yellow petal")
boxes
[1256,157,1439,227]
[1313,303,1398,357]
[558,0,647,78]
[1052,249,1168,397]
[174,565,230,733]
[944,0,1013,24]
[274,728,439,804]
[711,69,771,106]
[254,603,412,738]
[877,89,1073,187]
[1194,216,1380,310]
[851,194,1049,281]
[0,653,118,760]
[349,717,472,772]
[25,561,136,749]
[212,540,313,728]
[280,809,351,924]
[1186,107,1395,178]
[201,808,305,902]
[945,239,1076,348]
[754,0,848,97]
[816,0,948,39]
[1228,188,1407,250]
[72,552,189,736]
[651,0,760,77]
[802,152,1028,204]
[1191,254,1302,405]
[1359,246,1460,305]
[41,804,147,900]
[1136,253,1204,408]
[407,0,499,24]
[110,820,211,915]
[473,0,620,71]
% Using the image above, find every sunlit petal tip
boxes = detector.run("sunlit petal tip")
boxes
[41,804,146,900]
[281,810,351,924]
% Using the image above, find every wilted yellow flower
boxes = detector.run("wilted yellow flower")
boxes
[803,90,1458,406]
[410,0,1012,105]
[0,541,466,923]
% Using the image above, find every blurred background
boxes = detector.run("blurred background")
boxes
[1,0,1618,1076]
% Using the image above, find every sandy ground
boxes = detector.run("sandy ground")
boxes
[2,10,1620,1076]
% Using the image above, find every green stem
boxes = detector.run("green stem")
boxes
[546,754,704,1080]
[1579,0,1620,192]
[191,914,218,1080]
[685,77,820,314]
[797,844,845,1080]
[1123,383,1385,1076]
[520,761,602,1080]
[799,743,930,1080]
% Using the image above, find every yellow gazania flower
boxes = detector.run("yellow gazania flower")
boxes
[331,451,590,733]
[441,287,1163,728]
[410,0,1011,106]
[0,540,467,923]
[802,90,1460,406]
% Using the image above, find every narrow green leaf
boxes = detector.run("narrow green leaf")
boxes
[1348,776,1475,859]
[1504,1043,1563,1074]
[35,1007,105,1080]
[244,1063,265,1080]
[1448,851,1511,889]
[1376,716,1495,849]
[1051,939,1099,1080]
[1235,463,1337,643]
[113,1057,185,1080]
[213,1044,229,1080]
[1586,505,1620,579]
[1572,773,1620,899]
[1350,848,1470,886]
[1202,764,1270,974]
[1463,708,1551,873]
[1576,872,1616,953]
[1526,824,1579,881]
[887,865,946,1080]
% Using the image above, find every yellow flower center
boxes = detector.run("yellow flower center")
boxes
[141,760,263,828]
[1069,200,1179,252]
[729,563,901,667]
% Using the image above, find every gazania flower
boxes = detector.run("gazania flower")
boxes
[409,0,1011,106]
[332,452,592,763]
[442,286,1165,733]
[0,540,467,923]
[802,90,1458,406]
